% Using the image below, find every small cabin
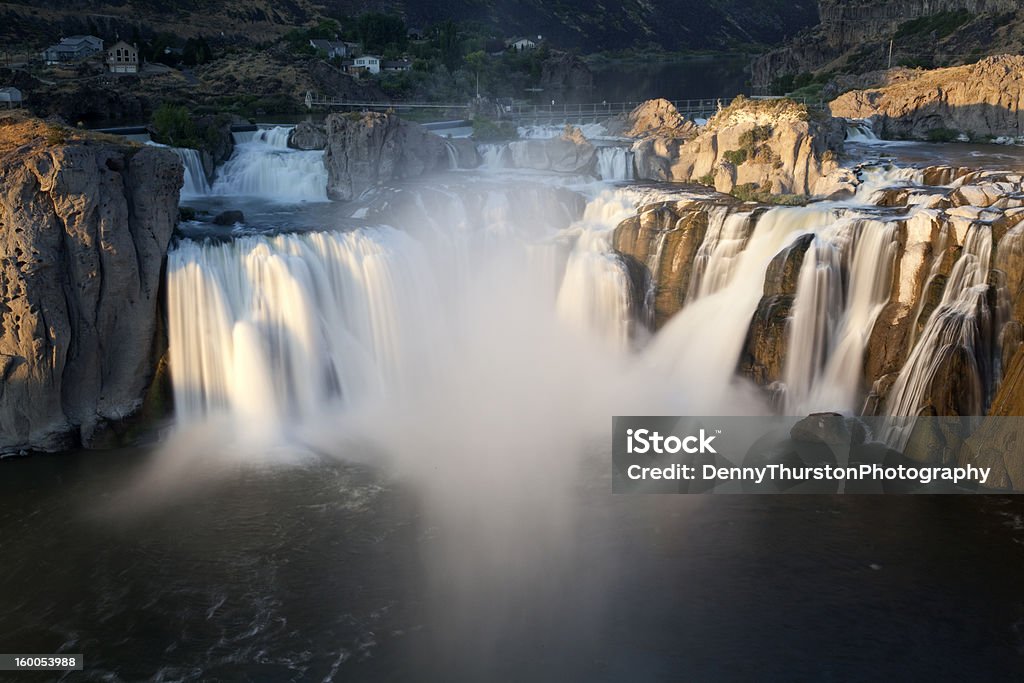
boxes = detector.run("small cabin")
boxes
[106,40,140,74]
[507,36,538,51]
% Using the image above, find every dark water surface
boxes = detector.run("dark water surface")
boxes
[2,447,1023,682]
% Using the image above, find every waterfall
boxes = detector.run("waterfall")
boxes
[845,120,879,143]
[172,147,211,197]
[168,229,441,426]
[642,204,825,410]
[596,147,634,181]
[883,224,994,443]
[478,143,511,169]
[686,208,755,301]
[782,218,899,413]
[210,126,328,202]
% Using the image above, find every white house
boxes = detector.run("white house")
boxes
[106,40,140,74]
[353,55,381,74]
[507,36,538,51]
[42,35,103,64]
[0,87,23,107]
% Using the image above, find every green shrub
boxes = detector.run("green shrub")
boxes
[151,103,198,148]
[722,148,748,166]
[730,183,808,206]
[697,172,715,186]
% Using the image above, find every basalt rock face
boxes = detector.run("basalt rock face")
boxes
[288,120,328,151]
[539,52,594,91]
[739,233,814,387]
[829,55,1024,140]
[507,126,597,175]
[611,196,734,330]
[0,117,181,453]
[751,0,1024,89]
[632,97,844,196]
[323,112,448,201]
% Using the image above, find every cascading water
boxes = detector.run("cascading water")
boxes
[168,228,441,431]
[782,218,899,414]
[883,223,995,444]
[172,147,211,197]
[210,126,329,202]
[686,207,756,301]
[596,147,634,181]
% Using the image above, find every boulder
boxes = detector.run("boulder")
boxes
[212,210,245,226]
[323,112,448,201]
[288,120,328,151]
[606,98,698,139]
[0,116,181,452]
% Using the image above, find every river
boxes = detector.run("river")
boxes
[3,123,1024,680]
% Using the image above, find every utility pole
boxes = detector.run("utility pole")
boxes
[888,39,894,70]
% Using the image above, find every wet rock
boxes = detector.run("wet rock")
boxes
[323,112,448,201]
[213,210,245,226]
[288,121,328,151]
[739,234,813,386]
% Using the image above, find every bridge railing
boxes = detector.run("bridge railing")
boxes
[303,92,826,120]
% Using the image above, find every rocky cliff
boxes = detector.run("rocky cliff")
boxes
[612,164,1024,421]
[751,0,1024,89]
[323,112,449,202]
[0,115,181,453]
[539,52,594,92]
[631,98,844,197]
[828,55,1024,139]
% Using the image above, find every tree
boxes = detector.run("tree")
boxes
[464,50,487,98]
[437,20,461,72]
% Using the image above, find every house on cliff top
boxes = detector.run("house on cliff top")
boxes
[106,41,140,74]
[42,35,103,64]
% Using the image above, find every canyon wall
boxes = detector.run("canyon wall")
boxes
[0,116,181,453]
[829,55,1024,139]
[751,0,1024,88]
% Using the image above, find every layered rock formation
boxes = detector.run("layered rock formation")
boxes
[829,55,1024,139]
[631,97,844,196]
[751,0,1024,89]
[323,112,448,201]
[0,116,181,453]
[611,163,1024,428]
